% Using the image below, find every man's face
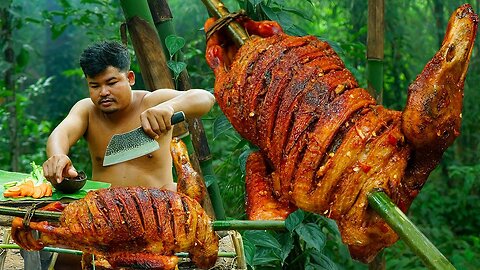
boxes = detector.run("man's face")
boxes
[86,66,135,114]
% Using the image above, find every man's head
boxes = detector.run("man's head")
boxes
[79,41,131,78]
[80,41,135,114]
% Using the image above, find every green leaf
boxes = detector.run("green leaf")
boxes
[285,209,304,232]
[276,232,294,262]
[295,223,326,252]
[238,148,257,176]
[243,230,282,251]
[251,0,263,6]
[243,238,256,268]
[203,174,217,188]
[165,35,185,58]
[167,60,186,79]
[309,249,338,270]
[318,215,341,237]
[253,248,281,267]
[51,23,67,40]
[213,114,233,140]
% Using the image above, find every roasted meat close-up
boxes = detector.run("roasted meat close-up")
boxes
[11,187,219,270]
[205,3,478,263]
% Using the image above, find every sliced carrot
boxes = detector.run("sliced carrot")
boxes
[39,183,48,198]
[3,190,22,197]
[45,184,53,197]
[32,186,43,199]
[24,180,34,187]
[7,186,21,193]
[19,184,34,197]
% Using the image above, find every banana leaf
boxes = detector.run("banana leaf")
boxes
[0,170,110,201]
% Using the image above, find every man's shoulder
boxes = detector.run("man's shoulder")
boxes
[70,98,95,114]
[75,98,95,108]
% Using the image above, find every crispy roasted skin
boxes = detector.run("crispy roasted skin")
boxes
[11,187,219,270]
[205,4,477,263]
[171,137,208,205]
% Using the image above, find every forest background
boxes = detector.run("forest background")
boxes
[0,0,479,269]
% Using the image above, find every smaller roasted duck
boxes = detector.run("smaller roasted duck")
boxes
[11,187,219,270]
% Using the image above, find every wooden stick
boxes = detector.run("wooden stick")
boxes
[367,190,455,269]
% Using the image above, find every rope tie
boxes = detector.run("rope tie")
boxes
[23,203,42,228]
[205,10,246,42]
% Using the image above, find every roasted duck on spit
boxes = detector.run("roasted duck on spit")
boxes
[204,4,477,263]
[11,187,218,269]
[11,140,218,269]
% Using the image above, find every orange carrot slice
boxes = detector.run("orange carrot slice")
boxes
[32,186,43,199]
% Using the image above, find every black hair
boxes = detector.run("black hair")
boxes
[79,41,131,77]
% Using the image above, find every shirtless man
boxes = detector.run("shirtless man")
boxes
[33,41,215,270]
[42,40,215,190]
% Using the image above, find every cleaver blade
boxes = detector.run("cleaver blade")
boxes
[103,111,185,166]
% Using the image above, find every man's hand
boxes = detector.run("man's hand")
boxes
[140,104,175,139]
[43,154,78,184]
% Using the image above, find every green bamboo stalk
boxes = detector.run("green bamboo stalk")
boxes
[0,206,284,231]
[0,206,61,220]
[367,2,385,267]
[367,59,384,103]
[368,190,455,269]
[148,0,226,220]
[201,0,248,46]
[0,244,82,255]
[120,0,155,25]
[212,220,285,231]
[0,244,236,258]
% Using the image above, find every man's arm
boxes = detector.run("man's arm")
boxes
[141,89,215,138]
[43,99,90,183]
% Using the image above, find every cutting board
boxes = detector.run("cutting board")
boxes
[0,169,111,201]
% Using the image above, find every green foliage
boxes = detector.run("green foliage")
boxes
[0,77,53,171]
[165,35,187,84]
[242,210,365,269]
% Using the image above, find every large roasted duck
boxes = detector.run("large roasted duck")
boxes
[205,4,477,263]
[11,140,218,270]
[11,187,218,269]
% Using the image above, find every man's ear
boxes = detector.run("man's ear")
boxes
[127,70,135,86]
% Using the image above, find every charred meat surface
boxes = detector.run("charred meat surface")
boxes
[205,4,477,263]
[11,187,219,270]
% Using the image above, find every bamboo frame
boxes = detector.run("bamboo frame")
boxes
[0,206,285,231]
[147,0,226,221]
[368,191,455,269]
[0,244,237,258]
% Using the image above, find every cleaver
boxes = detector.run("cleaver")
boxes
[103,111,185,166]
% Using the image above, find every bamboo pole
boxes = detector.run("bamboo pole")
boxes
[368,191,455,269]
[119,0,174,91]
[367,0,384,103]
[0,206,285,231]
[0,244,237,258]
[119,0,190,137]
[147,0,226,221]
[201,0,248,46]
[367,1,385,268]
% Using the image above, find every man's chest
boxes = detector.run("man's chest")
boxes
[85,114,143,161]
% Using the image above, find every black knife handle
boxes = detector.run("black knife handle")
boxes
[172,111,185,124]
